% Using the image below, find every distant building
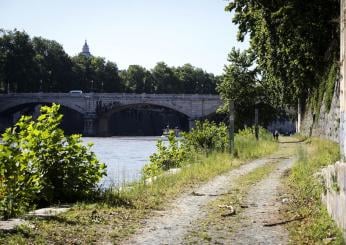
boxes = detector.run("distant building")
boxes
[80,40,91,57]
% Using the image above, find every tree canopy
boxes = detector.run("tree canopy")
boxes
[225,0,339,106]
[0,29,218,94]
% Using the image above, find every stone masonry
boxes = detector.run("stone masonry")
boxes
[0,93,221,136]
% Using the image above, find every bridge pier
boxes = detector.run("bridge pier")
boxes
[188,118,197,131]
[98,116,110,137]
[83,115,97,136]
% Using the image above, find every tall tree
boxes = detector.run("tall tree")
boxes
[152,62,180,93]
[0,29,37,92]
[71,54,93,91]
[218,48,277,128]
[175,64,196,93]
[120,65,154,93]
[103,61,122,92]
[32,37,73,92]
[226,0,339,106]
[217,48,258,126]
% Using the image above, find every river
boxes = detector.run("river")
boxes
[83,137,161,187]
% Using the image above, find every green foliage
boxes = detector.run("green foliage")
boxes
[287,139,344,243]
[119,65,155,93]
[0,29,37,92]
[324,62,338,111]
[142,131,187,178]
[142,121,229,178]
[174,63,217,94]
[217,48,257,113]
[226,0,339,106]
[32,37,74,92]
[142,121,276,178]
[217,48,278,128]
[0,104,106,218]
[0,117,42,219]
[0,29,217,94]
[309,61,338,115]
[234,127,276,159]
[183,120,229,153]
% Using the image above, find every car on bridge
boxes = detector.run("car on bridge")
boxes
[69,90,83,94]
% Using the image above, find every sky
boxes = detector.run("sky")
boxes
[0,0,248,75]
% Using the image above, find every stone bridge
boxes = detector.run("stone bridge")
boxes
[0,93,221,136]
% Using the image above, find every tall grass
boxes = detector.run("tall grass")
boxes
[286,138,344,244]
[235,127,277,159]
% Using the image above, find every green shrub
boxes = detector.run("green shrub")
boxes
[182,120,229,152]
[142,131,186,178]
[0,104,106,218]
[0,116,42,219]
[143,121,276,179]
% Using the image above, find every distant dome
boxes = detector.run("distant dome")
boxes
[81,40,91,57]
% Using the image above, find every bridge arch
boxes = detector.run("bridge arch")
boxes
[0,101,85,135]
[0,99,86,115]
[97,103,191,136]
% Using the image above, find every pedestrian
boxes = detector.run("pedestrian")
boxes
[274,130,279,141]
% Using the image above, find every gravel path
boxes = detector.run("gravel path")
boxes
[227,157,294,244]
[122,155,288,245]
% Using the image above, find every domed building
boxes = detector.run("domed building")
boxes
[80,40,91,57]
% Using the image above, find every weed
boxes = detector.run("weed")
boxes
[284,138,344,244]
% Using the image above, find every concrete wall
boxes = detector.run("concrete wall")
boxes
[300,83,340,142]
[320,161,346,238]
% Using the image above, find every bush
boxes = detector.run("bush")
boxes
[183,120,229,152]
[142,121,276,179]
[0,104,106,218]
[142,131,186,178]
[143,121,230,178]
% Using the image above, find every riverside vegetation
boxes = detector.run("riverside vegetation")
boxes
[0,104,106,219]
[283,138,345,244]
[0,107,278,244]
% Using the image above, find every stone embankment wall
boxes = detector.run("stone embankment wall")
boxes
[300,83,340,142]
[300,82,346,238]
[320,161,346,238]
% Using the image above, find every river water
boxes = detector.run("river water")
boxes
[83,137,160,187]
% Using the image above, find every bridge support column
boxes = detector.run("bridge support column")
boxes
[83,115,97,136]
[188,118,197,131]
[98,117,110,137]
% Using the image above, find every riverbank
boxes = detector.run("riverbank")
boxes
[0,133,277,244]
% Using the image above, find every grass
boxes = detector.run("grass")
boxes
[283,138,345,244]
[0,134,277,244]
[234,127,277,159]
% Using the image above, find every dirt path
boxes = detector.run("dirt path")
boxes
[227,157,294,244]
[122,142,297,245]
